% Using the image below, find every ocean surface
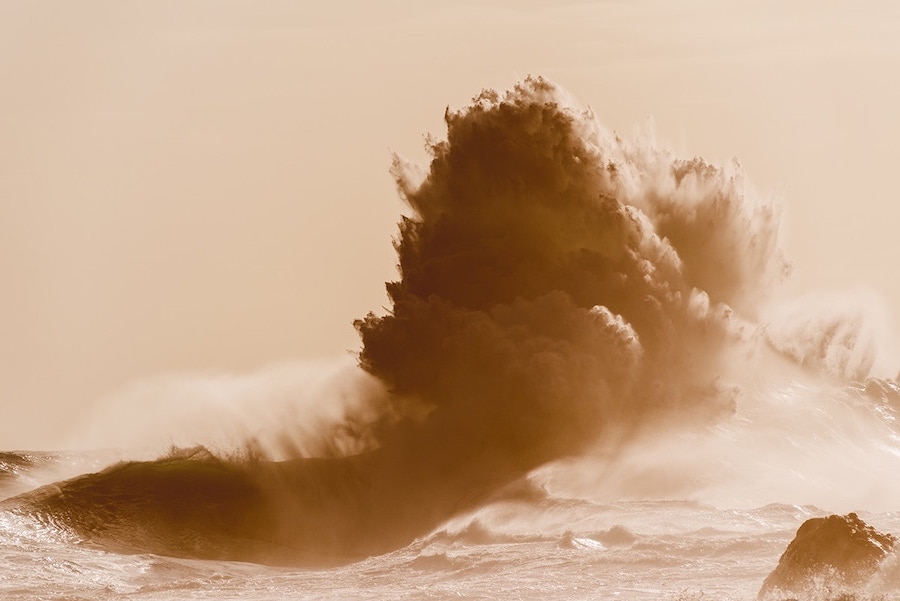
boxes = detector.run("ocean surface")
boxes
[4,78,900,600]
[3,379,900,601]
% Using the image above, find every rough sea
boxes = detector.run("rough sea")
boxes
[5,77,900,601]
[3,378,900,600]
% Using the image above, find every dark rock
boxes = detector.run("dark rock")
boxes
[759,513,896,599]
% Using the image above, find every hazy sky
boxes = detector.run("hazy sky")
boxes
[2,0,900,449]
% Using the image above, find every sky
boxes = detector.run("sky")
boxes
[2,0,900,449]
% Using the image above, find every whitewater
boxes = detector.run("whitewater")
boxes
[4,77,900,600]
[5,379,900,600]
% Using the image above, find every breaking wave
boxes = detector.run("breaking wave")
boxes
[3,77,900,572]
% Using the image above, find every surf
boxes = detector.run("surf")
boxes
[3,77,899,588]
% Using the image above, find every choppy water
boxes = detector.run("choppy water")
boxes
[3,483,900,601]
[0,482,832,600]
[4,376,900,601]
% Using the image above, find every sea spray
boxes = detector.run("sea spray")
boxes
[60,358,389,460]
[4,77,898,574]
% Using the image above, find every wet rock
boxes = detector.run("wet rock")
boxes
[759,513,896,600]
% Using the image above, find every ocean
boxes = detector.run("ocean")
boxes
[3,377,900,600]
[5,77,900,600]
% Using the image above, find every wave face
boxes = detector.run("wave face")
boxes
[4,77,900,572]
[5,448,381,565]
[7,445,503,566]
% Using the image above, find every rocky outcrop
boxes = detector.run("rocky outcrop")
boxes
[759,513,896,599]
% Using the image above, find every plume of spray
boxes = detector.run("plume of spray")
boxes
[764,289,894,381]
[19,76,900,565]
[355,76,788,481]
[60,358,387,460]
[357,76,900,520]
